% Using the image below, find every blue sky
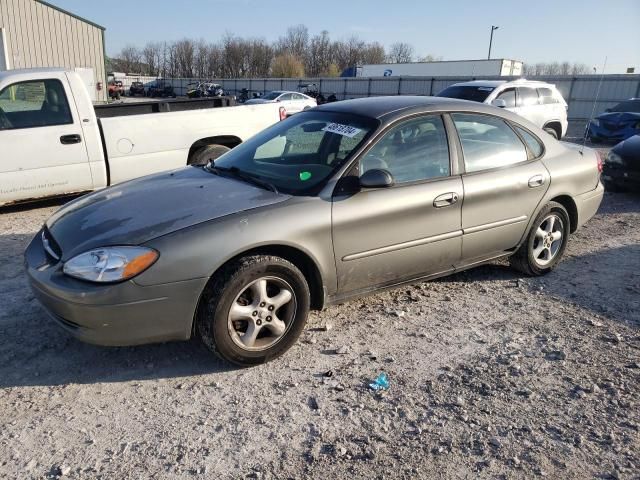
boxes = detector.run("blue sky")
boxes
[51,0,640,73]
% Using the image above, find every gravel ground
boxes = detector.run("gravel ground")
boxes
[1,151,638,479]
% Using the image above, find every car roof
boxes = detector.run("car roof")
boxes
[315,95,484,120]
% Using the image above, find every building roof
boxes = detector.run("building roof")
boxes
[35,0,105,30]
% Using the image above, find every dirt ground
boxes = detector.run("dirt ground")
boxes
[0,146,638,478]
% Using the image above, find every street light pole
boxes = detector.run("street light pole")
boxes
[488,25,499,60]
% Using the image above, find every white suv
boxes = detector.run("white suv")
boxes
[437,79,568,139]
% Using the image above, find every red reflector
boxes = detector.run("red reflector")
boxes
[596,151,603,173]
[279,106,287,121]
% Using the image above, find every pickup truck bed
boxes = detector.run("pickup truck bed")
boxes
[94,97,235,118]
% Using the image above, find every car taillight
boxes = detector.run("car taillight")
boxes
[596,150,603,173]
[279,106,287,121]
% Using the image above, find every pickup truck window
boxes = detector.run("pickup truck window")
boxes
[0,79,73,130]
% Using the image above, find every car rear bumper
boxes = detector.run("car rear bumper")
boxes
[575,182,604,228]
[25,231,208,346]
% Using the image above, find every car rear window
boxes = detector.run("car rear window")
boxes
[436,85,495,103]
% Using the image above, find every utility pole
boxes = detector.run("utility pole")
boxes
[488,25,499,60]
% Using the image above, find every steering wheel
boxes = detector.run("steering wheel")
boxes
[0,106,11,130]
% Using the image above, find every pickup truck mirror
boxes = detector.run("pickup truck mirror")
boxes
[491,98,507,108]
[360,169,395,189]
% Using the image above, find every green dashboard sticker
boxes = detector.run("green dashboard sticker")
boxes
[299,171,312,181]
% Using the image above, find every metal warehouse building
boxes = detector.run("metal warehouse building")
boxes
[0,0,106,101]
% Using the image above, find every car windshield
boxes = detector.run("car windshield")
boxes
[608,100,640,113]
[263,91,283,100]
[437,85,495,103]
[208,111,378,195]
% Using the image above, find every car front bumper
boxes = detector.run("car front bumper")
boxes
[602,167,640,190]
[24,231,208,346]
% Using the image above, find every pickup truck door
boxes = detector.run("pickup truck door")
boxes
[0,77,93,205]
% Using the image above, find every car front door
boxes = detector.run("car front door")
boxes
[450,113,550,262]
[332,114,463,294]
[0,77,93,204]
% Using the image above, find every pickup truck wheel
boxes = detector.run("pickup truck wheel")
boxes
[196,255,310,366]
[189,144,231,166]
[510,201,570,276]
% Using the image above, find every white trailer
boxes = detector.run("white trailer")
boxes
[356,59,523,77]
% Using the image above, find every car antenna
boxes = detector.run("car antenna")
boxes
[580,56,607,155]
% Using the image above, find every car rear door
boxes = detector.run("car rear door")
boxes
[514,87,543,127]
[450,113,550,262]
[0,76,93,205]
[332,114,463,294]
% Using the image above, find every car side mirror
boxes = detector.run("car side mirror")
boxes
[360,169,395,189]
[491,99,507,108]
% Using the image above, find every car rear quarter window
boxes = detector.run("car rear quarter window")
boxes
[537,87,558,105]
[452,113,528,173]
[513,125,544,158]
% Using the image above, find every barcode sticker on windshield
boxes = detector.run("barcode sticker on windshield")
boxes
[322,123,362,138]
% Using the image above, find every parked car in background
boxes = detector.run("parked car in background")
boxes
[437,79,568,139]
[244,90,316,114]
[147,80,176,98]
[24,96,604,366]
[587,99,640,143]
[107,80,124,99]
[0,68,288,206]
[129,81,145,96]
[187,82,224,98]
[602,134,640,191]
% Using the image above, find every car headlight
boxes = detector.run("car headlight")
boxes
[606,151,623,165]
[63,246,158,283]
[591,119,600,128]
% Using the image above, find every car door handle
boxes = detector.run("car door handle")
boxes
[528,174,545,188]
[433,192,459,208]
[60,134,82,145]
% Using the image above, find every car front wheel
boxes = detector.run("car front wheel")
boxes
[197,255,310,366]
[510,201,570,276]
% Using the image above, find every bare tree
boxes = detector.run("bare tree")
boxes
[418,54,444,62]
[116,45,142,73]
[276,24,309,60]
[361,42,386,65]
[307,30,333,77]
[142,42,162,76]
[386,42,414,63]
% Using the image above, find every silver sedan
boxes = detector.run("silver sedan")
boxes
[25,97,604,366]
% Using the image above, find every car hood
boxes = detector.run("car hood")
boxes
[612,134,640,160]
[46,167,290,261]
[595,112,640,124]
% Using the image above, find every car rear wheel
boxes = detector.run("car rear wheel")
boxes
[188,144,231,166]
[196,255,310,366]
[510,201,570,276]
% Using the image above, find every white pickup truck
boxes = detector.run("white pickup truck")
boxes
[0,68,287,206]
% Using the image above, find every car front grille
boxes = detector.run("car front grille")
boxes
[41,227,62,261]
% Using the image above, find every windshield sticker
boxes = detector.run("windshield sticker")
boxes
[299,171,312,181]
[477,87,495,91]
[322,123,362,138]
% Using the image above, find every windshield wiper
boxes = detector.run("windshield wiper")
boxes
[207,165,279,194]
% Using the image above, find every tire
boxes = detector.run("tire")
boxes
[543,127,559,140]
[196,255,311,366]
[510,201,570,276]
[188,144,231,166]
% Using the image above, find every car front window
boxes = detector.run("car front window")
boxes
[263,92,281,100]
[210,111,378,195]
